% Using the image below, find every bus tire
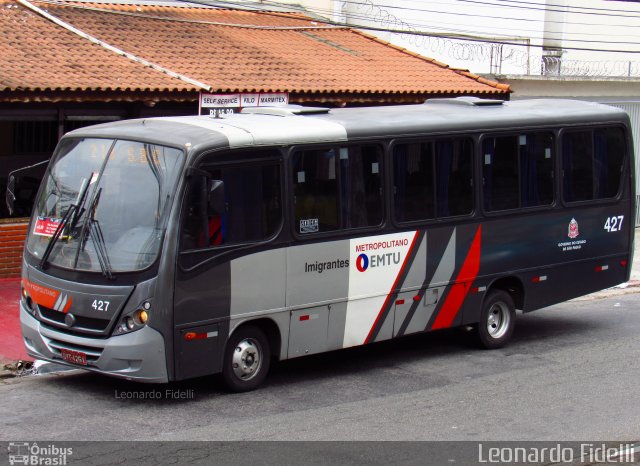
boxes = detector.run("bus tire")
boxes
[475,290,515,349]
[222,325,271,392]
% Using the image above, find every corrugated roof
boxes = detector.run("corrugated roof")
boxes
[0,0,510,97]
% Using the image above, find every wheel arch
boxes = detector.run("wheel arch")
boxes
[229,317,283,362]
[486,275,525,311]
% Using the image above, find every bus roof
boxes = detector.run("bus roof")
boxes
[65,99,629,155]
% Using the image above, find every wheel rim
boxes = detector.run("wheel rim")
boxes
[486,301,511,340]
[231,338,262,381]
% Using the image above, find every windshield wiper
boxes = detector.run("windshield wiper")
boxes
[77,188,114,280]
[90,219,113,280]
[39,174,93,269]
[69,175,93,230]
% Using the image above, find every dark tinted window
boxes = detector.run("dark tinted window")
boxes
[483,132,554,212]
[292,145,383,234]
[181,158,281,250]
[393,138,473,223]
[520,133,555,207]
[562,127,625,202]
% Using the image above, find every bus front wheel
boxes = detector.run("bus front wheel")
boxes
[475,290,515,349]
[222,325,271,392]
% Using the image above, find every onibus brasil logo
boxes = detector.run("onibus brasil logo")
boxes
[8,442,73,465]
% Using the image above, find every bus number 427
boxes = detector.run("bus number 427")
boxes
[604,215,624,232]
[92,300,110,312]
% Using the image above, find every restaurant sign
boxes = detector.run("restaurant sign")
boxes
[199,92,289,116]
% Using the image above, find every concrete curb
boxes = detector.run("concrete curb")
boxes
[0,361,33,380]
[572,280,640,301]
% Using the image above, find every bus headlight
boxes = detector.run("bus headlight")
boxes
[125,317,135,330]
[114,301,151,335]
[21,284,35,316]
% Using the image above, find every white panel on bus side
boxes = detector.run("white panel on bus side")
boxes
[230,248,287,318]
[289,306,330,358]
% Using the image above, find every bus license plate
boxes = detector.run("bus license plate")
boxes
[60,348,87,366]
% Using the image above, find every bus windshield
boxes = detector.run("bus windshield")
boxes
[26,138,184,274]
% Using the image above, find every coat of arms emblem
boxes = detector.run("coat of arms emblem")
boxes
[568,218,579,239]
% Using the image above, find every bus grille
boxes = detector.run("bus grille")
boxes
[38,305,111,333]
[46,338,103,364]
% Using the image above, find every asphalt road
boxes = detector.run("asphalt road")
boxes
[1,291,639,445]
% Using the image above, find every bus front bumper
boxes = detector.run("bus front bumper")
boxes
[20,305,169,383]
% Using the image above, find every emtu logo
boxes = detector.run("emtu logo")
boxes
[356,252,401,272]
[356,254,369,272]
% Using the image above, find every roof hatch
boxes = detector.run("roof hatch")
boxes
[424,97,504,107]
[240,105,331,116]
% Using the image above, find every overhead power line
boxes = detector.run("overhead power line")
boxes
[453,0,640,18]
[204,0,640,43]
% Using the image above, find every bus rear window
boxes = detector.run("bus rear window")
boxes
[562,127,625,202]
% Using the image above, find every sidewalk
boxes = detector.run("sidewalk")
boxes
[0,278,30,366]
[1,230,639,366]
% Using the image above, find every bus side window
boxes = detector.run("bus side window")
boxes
[180,174,208,250]
[520,132,554,207]
[293,145,383,234]
[562,127,625,203]
[293,149,339,233]
[483,131,554,212]
[393,137,473,222]
[563,131,593,202]
[393,142,435,222]
[212,164,281,244]
[180,161,282,251]
[436,138,473,217]
[483,136,519,211]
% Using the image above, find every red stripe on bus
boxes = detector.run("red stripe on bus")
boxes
[431,225,482,330]
[364,231,421,344]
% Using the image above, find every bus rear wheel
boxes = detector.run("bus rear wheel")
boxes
[475,290,515,349]
[222,325,271,392]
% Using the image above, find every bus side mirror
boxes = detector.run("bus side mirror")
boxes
[208,180,225,215]
[5,174,16,216]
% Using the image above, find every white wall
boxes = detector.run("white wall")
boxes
[341,0,545,75]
